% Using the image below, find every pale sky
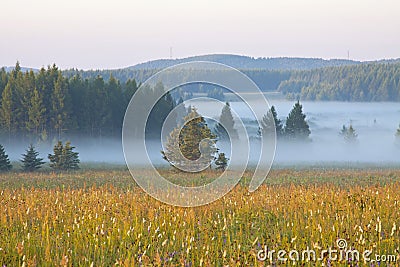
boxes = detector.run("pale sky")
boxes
[1,0,399,70]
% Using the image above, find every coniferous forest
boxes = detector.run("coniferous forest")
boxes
[0,62,176,142]
[1,59,400,142]
[278,62,400,101]
[63,59,400,101]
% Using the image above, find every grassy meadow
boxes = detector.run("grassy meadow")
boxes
[0,168,399,266]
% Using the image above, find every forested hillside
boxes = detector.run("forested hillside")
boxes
[278,63,400,101]
[127,54,361,70]
[63,60,400,101]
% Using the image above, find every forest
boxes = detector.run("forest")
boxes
[1,60,400,142]
[64,59,400,101]
[0,63,175,141]
[279,62,400,101]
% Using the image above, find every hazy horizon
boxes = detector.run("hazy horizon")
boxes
[4,99,400,166]
[2,53,400,72]
[1,0,399,70]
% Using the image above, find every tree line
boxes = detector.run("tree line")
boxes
[278,63,400,101]
[64,61,400,102]
[2,60,400,143]
[0,62,176,142]
[64,68,291,92]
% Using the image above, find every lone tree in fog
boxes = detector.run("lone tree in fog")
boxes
[48,141,80,171]
[215,152,229,171]
[340,124,358,143]
[162,107,218,171]
[214,102,238,140]
[0,144,12,172]
[259,105,284,138]
[284,101,311,141]
[21,144,45,172]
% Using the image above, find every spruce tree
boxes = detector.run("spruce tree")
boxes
[162,107,217,171]
[26,88,46,137]
[0,144,12,172]
[21,144,45,172]
[123,79,138,104]
[215,152,229,171]
[63,142,80,170]
[259,106,283,138]
[284,101,311,141]
[51,75,70,139]
[48,141,63,170]
[48,141,80,171]
[214,102,238,140]
[0,78,16,139]
[340,124,358,143]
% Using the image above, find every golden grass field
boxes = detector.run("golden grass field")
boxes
[0,168,399,266]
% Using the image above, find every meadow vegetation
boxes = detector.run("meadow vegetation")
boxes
[0,168,399,266]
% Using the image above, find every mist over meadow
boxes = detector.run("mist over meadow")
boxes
[4,95,400,167]
[2,57,400,169]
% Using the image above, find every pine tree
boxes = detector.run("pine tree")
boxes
[123,79,138,104]
[26,88,46,137]
[214,102,238,140]
[0,78,16,139]
[48,141,63,170]
[162,107,217,171]
[284,101,311,141]
[0,67,8,98]
[215,152,229,171]
[107,74,124,135]
[62,142,80,170]
[21,144,45,172]
[19,71,37,135]
[145,82,176,139]
[51,75,69,139]
[48,141,80,171]
[340,124,358,143]
[52,76,65,135]
[259,106,284,138]
[0,144,12,172]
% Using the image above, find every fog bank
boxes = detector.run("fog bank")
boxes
[3,99,400,167]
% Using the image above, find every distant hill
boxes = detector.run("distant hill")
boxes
[128,54,362,71]
[3,54,400,102]
[4,54,399,73]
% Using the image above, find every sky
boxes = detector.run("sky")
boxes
[1,0,399,70]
